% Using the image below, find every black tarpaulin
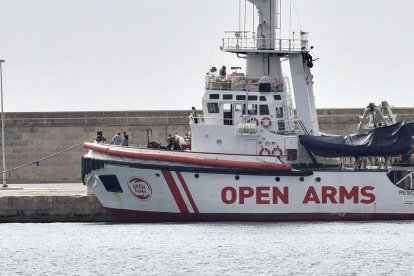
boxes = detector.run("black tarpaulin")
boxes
[299,122,414,157]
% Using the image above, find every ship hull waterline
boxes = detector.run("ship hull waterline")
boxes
[106,208,414,223]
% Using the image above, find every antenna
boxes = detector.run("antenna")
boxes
[209,49,214,69]
[275,0,281,39]
[239,0,241,32]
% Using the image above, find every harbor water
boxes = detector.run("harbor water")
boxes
[1,221,413,275]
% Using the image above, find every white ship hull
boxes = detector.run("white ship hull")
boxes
[83,147,414,222]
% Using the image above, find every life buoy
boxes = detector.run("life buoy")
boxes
[272,147,283,157]
[248,117,259,126]
[261,117,272,128]
[259,147,271,156]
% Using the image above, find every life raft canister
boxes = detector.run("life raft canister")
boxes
[248,117,259,126]
[261,117,272,128]
[272,147,283,157]
[259,147,271,156]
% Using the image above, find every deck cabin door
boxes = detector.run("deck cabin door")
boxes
[233,103,244,125]
[223,103,233,125]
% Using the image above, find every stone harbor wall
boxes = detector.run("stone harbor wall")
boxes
[1,108,414,183]
[1,111,189,183]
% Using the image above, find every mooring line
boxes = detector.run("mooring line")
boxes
[0,137,95,175]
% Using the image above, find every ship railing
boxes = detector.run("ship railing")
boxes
[190,115,299,134]
[205,75,285,92]
[273,118,300,135]
[221,36,306,52]
[189,114,205,124]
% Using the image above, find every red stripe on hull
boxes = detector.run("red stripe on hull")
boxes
[84,142,291,171]
[175,171,199,214]
[105,208,414,223]
[161,170,189,213]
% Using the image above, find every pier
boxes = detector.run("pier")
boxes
[0,183,112,222]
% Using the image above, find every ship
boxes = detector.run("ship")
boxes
[82,0,414,222]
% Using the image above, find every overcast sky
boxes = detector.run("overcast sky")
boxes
[0,0,413,112]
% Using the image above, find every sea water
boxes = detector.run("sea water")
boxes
[0,222,413,275]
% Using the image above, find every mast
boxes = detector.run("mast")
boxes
[245,0,282,80]
[247,0,319,135]
[221,0,320,136]
[248,0,277,49]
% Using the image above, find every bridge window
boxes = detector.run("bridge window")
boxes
[259,105,270,115]
[248,95,257,101]
[207,103,219,113]
[223,94,233,100]
[276,107,284,118]
[245,104,257,115]
[278,121,286,131]
[274,95,281,100]
[234,103,243,112]
[260,96,267,101]
[236,95,246,100]
[209,94,219,99]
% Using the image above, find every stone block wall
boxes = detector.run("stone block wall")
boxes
[0,195,111,222]
[1,110,191,183]
[0,108,413,183]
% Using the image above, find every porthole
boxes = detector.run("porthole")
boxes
[194,174,199,179]
[235,175,240,180]
[216,139,223,145]
[315,177,321,182]
[155,173,160,177]
[275,177,281,182]
[299,177,304,182]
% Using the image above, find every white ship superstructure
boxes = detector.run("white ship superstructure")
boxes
[83,0,414,222]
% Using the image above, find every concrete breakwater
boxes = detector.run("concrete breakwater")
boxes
[1,108,414,183]
[0,183,112,223]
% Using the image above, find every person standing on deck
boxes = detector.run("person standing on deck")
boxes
[122,131,129,146]
[191,106,198,124]
[111,133,122,145]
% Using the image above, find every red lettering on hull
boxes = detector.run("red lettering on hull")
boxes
[222,186,289,205]
[256,187,270,204]
[360,186,375,204]
[222,186,376,205]
[303,186,321,204]
[303,186,375,205]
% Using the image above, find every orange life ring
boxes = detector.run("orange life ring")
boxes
[259,147,271,156]
[272,147,283,157]
[261,117,272,128]
[248,117,259,126]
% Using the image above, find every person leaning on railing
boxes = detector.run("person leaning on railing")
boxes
[191,106,198,124]
[219,66,226,78]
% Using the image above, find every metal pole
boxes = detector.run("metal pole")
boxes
[0,59,6,188]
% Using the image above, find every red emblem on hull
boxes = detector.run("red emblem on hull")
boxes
[127,177,152,201]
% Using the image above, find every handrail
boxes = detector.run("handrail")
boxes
[191,114,299,133]
[222,37,307,52]
[205,75,286,92]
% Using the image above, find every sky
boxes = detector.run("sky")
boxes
[0,0,413,112]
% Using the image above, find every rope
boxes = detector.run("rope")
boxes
[292,0,303,30]
[0,137,95,175]
[252,0,255,37]
[244,0,247,33]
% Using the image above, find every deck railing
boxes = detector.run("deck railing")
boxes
[190,114,298,134]
[222,37,307,52]
[205,75,285,92]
